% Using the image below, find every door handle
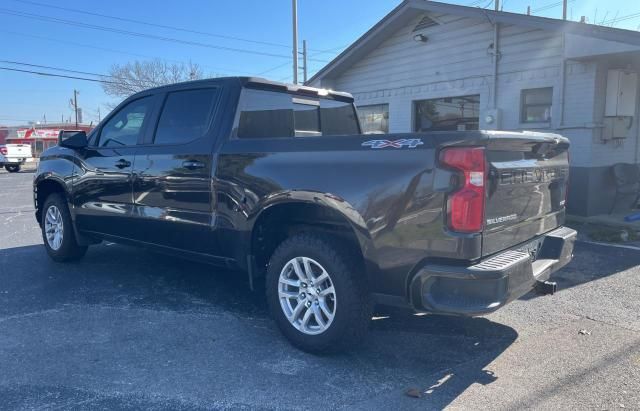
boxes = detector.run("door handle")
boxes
[115,159,131,169]
[182,160,205,170]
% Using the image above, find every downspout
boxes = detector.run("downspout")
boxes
[492,18,500,111]
[559,34,567,128]
[634,74,640,165]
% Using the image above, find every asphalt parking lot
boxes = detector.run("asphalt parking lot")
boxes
[1,169,639,410]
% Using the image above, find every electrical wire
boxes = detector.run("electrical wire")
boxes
[9,0,339,55]
[0,8,330,63]
[0,29,252,76]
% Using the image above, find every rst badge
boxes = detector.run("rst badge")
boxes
[362,138,424,149]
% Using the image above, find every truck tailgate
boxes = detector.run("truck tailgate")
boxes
[482,133,569,256]
[7,144,31,158]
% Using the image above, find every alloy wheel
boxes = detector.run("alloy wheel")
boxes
[278,256,337,335]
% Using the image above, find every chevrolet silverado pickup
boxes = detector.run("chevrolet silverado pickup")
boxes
[34,77,576,353]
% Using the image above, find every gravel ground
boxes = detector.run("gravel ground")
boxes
[0,170,639,410]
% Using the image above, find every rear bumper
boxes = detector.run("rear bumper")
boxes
[409,226,576,316]
[2,158,27,164]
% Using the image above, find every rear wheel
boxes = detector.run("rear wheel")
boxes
[41,193,88,262]
[266,233,371,353]
[5,165,20,172]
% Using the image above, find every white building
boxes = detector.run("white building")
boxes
[308,0,640,217]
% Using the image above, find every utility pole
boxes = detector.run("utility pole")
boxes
[292,0,298,84]
[495,0,499,11]
[97,107,101,122]
[562,0,567,20]
[302,40,308,83]
[70,89,79,128]
[527,5,530,15]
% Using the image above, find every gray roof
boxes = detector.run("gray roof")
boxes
[308,0,640,84]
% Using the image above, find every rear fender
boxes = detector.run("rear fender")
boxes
[247,190,376,272]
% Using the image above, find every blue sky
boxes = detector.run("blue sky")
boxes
[1,0,638,126]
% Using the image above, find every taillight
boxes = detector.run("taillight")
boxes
[440,147,486,233]
[0,147,7,156]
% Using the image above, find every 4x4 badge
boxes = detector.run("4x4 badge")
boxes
[362,139,424,149]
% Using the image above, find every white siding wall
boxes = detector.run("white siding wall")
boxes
[590,60,640,167]
[321,12,612,168]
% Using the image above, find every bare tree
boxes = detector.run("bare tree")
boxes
[101,59,204,98]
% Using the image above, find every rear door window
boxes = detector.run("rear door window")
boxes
[154,88,219,144]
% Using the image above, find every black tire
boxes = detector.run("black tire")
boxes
[41,193,88,262]
[266,232,372,354]
[5,164,20,172]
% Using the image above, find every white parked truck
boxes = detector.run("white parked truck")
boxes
[0,144,32,172]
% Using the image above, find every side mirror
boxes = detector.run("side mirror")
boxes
[59,130,88,149]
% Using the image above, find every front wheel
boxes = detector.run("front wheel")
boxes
[266,233,372,353]
[5,164,20,172]
[41,193,88,262]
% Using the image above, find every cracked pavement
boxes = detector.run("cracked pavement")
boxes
[0,169,639,410]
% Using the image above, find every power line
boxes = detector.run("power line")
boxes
[0,29,250,76]
[9,0,338,55]
[531,0,576,14]
[0,66,110,84]
[602,10,640,25]
[0,8,330,63]
[0,59,111,80]
[256,44,347,77]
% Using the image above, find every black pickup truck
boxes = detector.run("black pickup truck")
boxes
[34,77,575,352]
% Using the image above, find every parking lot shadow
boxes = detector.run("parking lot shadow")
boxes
[0,243,518,409]
[521,240,640,301]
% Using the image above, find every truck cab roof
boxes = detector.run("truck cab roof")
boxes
[139,76,354,101]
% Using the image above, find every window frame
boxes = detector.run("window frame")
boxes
[357,103,389,134]
[94,94,157,148]
[520,87,553,124]
[149,86,221,146]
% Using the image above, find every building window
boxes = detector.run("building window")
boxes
[414,95,480,132]
[521,87,552,123]
[358,104,389,134]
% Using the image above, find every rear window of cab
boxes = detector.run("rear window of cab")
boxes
[235,88,360,138]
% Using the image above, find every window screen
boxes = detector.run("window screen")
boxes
[154,88,218,144]
[237,89,294,138]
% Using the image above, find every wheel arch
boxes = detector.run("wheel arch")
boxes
[34,176,70,226]
[248,193,374,281]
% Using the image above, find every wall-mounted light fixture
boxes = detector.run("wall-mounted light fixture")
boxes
[413,34,428,43]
